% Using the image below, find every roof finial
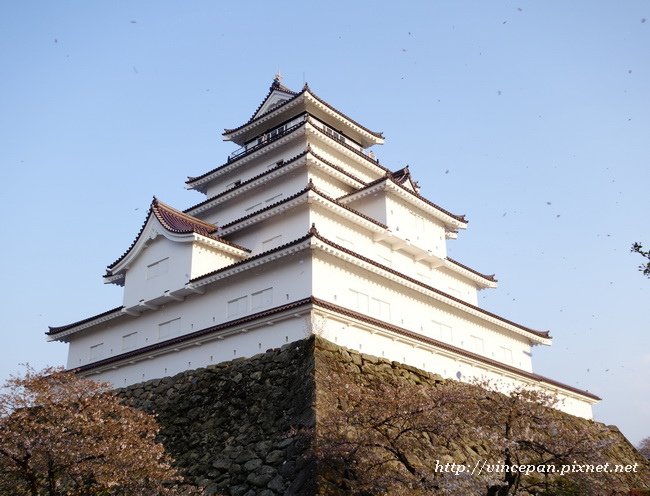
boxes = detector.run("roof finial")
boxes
[274,71,282,83]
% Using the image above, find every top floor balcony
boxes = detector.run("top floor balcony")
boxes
[227,114,379,163]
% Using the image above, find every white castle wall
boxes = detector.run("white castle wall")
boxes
[311,250,534,372]
[311,314,593,419]
[68,255,312,370]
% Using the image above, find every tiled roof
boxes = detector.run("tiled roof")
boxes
[223,86,305,136]
[185,150,311,214]
[67,296,598,401]
[245,77,300,125]
[309,297,599,401]
[339,175,467,224]
[71,298,315,374]
[47,306,124,335]
[217,182,388,232]
[310,232,549,340]
[190,233,313,283]
[305,88,384,140]
[223,84,383,141]
[309,122,390,173]
[106,198,248,272]
[153,198,217,237]
[446,257,497,283]
[187,119,308,186]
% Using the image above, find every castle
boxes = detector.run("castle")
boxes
[48,77,598,418]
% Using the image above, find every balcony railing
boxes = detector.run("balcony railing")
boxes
[228,115,307,161]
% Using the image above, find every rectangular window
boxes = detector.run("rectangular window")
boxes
[146,258,169,280]
[227,296,248,318]
[370,297,391,320]
[267,124,286,140]
[251,288,273,311]
[470,335,484,354]
[122,332,138,351]
[262,235,283,251]
[158,318,181,339]
[432,320,453,342]
[349,289,369,313]
[90,343,104,360]
[501,347,513,364]
[324,125,346,144]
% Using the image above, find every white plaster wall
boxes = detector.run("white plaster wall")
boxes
[201,168,309,227]
[307,167,354,199]
[310,207,480,305]
[190,244,241,279]
[204,140,306,198]
[68,255,312,369]
[227,207,311,256]
[308,140,383,184]
[311,251,533,371]
[345,194,387,224]
[85,315,311,388]
[384,195,447,258]
[311,315,592,419]
[123,238,192,308]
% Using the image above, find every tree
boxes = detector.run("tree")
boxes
[638,437,650,460]
[631,242,650,277]
[315,359,625,496]
[315,368,493,495]
[470,381,618,496]
[0,366,201,496]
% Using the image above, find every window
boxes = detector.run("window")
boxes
[370,297,391,320]
[501,347,513,364]
[122,332,138,351]
[267,124,286,140]
[470,335,484,354]
[324,125,346,144]
[432,320,453,342]
[158,318,181,339]
[349,289,369,313]
[146,258,169,280]
[90,343,104,360]
[251,288,273,311]
[227,296,248,318]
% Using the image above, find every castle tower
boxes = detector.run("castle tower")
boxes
[48,78,598,418]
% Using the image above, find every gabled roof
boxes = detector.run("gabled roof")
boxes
[248,76,299,122]
[339,174,468,227]
[105,198,249,280]
[222,81,384,147]
[185,149,368,216]
[391,166,420,193]
[151,198,217,238]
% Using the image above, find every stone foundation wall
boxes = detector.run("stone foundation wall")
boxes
[118,336,650,495]
[120,340,316,496]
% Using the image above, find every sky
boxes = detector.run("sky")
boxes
[0,1,648,445]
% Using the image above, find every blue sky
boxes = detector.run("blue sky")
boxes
[1,1,648,445]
